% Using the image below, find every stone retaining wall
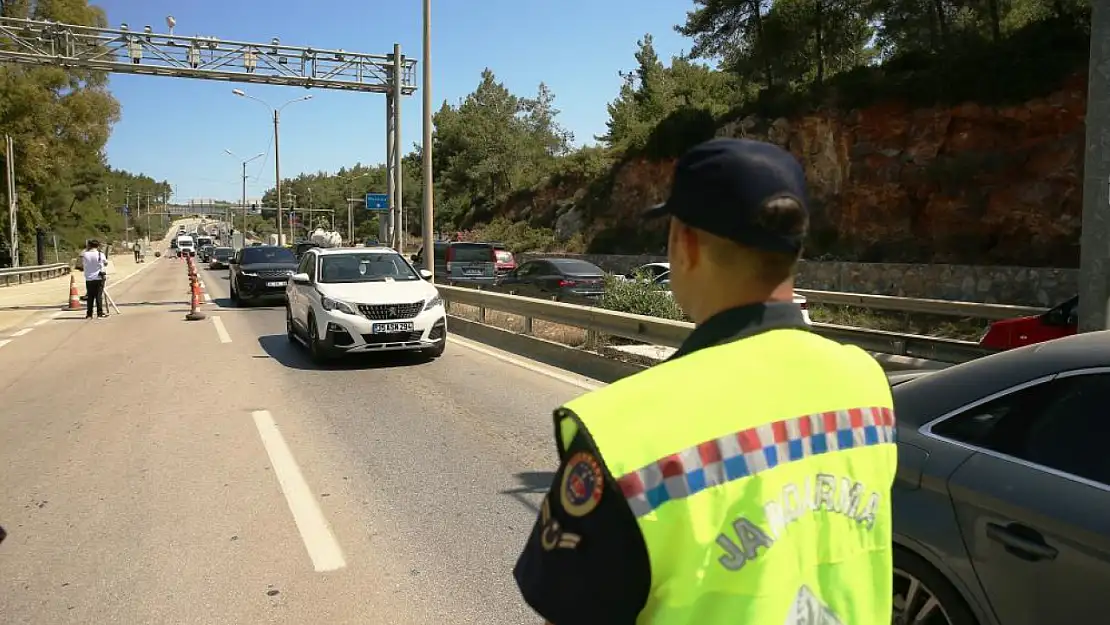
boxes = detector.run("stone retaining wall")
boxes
[517,253,1077,307]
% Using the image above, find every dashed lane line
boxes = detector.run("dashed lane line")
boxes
[10,328,33,337]
[250,410,347,573]
[211,316,232,343]
[0,339,9,350]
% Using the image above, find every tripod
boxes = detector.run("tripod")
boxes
[98,276,122,316]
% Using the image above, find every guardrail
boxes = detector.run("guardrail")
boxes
[0,262,71,288]
[437,285,998,365]
[796,289,1047,320]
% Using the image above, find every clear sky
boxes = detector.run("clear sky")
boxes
[97,0,696,202]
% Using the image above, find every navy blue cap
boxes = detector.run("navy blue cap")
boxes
[646,138,809,254]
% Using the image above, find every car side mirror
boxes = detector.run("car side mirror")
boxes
[410,254,419,262]
[419,269,433,280]
[291,273,311,284]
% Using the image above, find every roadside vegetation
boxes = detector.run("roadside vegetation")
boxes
[1,1,174,262]
[249,0,1089,259]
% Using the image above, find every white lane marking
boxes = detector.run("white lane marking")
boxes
[0,339,10,349]
[446,335,604,392]
[33,318,51,326]
[250,410,346,572]
[104,257,155,288]
[211,316,232,343]
[203,293,213,303]
[10,328,32,337]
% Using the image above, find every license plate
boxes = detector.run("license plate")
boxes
[266,281,287,287]
[463,269,482,276]
[372,322,414,333]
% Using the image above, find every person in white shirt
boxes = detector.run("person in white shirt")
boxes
[80,239,109,319]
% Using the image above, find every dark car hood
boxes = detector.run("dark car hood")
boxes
[240,262,297,272]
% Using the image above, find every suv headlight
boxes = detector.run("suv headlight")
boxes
[240,270,258,277]
[424,293,443,311]
[321,296,357,315]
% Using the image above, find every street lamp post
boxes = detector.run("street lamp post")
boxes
[231,89,312,246]
[225,149,265,246]
[422,0,435,275]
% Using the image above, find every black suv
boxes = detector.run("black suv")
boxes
[229,245,298,305]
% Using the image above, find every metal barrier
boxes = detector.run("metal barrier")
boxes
[0,262,71,287]
[797,289,1047,320]
[437,285,998,365]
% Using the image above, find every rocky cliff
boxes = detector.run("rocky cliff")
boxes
[499,72,1087,267]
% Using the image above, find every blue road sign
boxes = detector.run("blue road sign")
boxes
[365,193,388,211]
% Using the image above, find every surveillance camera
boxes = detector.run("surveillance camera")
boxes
[166,16,176,28]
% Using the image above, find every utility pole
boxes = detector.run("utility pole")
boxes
[124,187,130,243]
[144,192,151,238]
[1079,2,1110,331]
[4,134,17,267]
[422,0,434,274]
[393,43,404,253]
[274,109,283,245]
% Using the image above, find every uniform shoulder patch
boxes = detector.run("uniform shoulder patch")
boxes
[560,451,604,517]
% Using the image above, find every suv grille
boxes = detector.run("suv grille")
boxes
[257,270,292,279]
[358,302,424,320]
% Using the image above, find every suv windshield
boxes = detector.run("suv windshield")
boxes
[213,247,233,258]
[319,252,418,283]
[241,247,296,264]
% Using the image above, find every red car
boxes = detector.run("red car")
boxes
[979,295,1077,350]
[491,243,516,274]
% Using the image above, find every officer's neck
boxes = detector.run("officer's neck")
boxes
[690,281,795,325]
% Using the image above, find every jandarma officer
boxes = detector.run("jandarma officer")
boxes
[513,137,897,625]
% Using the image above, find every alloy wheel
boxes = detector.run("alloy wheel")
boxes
[893,568,955,625]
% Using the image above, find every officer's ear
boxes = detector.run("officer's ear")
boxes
[668,217,701,272]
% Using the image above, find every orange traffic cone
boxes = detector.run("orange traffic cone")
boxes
[185,275,206,321]
[64,273,81,310]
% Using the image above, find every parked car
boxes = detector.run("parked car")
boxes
[208,246,234,269]
[286,247,446,362]
[411,241,497,285]
[496,258,607,302]
[229,245,298,305]
[979,294,1077,351]
[888,330,1110,625]
[623,262,672,282]
[490,242,517,275]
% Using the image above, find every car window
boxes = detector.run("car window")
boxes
[318,253,418,283]
[932,373,1110,485]
[515,262,537,277]
[550,259,603,274]
[297,253,314,277]
[241,247,296,264]
[449,243,493,263]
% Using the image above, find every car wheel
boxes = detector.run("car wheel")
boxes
[893,548,978,625]
[286,306,297,342]
[307,315,327,364]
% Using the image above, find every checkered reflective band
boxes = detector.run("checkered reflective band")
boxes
[615,407,896,518]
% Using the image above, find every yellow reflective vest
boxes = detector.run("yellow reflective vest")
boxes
[559,327,897,625]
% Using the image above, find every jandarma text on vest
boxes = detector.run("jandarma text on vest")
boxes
[717,473,881,571]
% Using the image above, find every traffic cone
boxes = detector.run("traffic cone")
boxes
[64,273,81,310]
[185,275,206,321]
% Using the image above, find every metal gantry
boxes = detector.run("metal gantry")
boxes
[0,16,418,250]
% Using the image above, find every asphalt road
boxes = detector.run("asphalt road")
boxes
[0,252,603,624]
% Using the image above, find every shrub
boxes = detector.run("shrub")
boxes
[597,272,687,321]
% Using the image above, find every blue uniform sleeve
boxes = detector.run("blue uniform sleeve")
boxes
[513,425,651,625]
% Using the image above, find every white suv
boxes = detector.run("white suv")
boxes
[285,247,447,362]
